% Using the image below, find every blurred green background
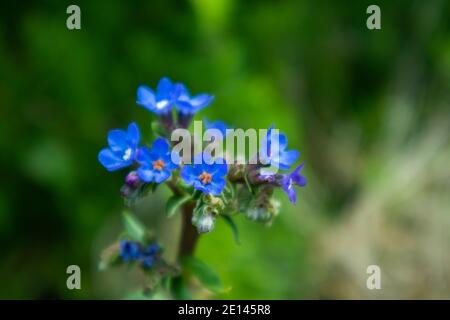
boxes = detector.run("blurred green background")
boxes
[1,0,449,299]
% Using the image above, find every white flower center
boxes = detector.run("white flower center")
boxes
[122,148,132,161]
[156,100,169,109]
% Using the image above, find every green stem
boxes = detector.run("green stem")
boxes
[179,201,199,257]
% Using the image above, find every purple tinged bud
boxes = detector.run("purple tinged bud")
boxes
[125,171,140,188]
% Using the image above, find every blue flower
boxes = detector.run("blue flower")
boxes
[259,126,299,171]
[119,240,141,262]
[98,122,140,171]
[136,138,179,183]
[140,243,160,269]
[136,77,177,115]
[280,163,307,204]
[174,83,214,115]
[181,153,228,196]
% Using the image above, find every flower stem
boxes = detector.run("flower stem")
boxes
[179,201,199,256]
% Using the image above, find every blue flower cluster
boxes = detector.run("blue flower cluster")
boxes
[98,77,225,195]
[119,240,160,269]
[98,76,306,234]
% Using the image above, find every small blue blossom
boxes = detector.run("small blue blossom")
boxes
[259,126,299,171]
[140,244,160,269]
[136,138,179,183]
[181,153,228,196]
[119,240,141,262]
[98,122,140,171]
[174,83,214,115]
[136,77,177,115]
[280,163,307,204]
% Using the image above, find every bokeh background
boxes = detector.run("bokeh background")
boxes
[1,0,449,299]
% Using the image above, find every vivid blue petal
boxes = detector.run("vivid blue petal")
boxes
[174,83,213,115]
[156,77,173,101]
[175,83,190,100]
[127,122,140,148]
[98,148,130,171]
[152,137,170,155]
[136,147,152,164]
[137,166,155,182]
[175,100,194,114]
[190,94,214,111]
[278,150,299,169]
[180,165,197,184]
[153,169,171,183]
[192,180,209,193]
[208,178,226,195]
[273,132,287,151]
[210,160,228,178]
[107,129,128,153]
[167,151,181,168]
[136,85,156,110]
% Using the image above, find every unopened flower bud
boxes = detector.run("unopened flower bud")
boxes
[246,206,272,223]
[125,171,140,188]
[196,214,215,233]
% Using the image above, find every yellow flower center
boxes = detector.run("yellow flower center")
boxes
[152,159,165,171]
[199,172,212,185]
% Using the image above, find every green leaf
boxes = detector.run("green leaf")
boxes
[182,256,224,293]
[165,194,192,218]
[122,210,146,242]
[222,215,241,245]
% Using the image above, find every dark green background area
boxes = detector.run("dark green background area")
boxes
[0,0,449,299]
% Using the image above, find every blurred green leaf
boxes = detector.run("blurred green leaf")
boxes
[182,256,225,294]
[222,215,240,245]
[122,211,146,242]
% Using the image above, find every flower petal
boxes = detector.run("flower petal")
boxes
[180,165,197,184]
[136,147,152,164]
[190,94,214,111]
[136,85,156,110]
[208,178,226,196]
[98,148,130,171]
[210,160,228,178]
[154,169,171,183]
[156,77,173,101]
[107,129,128,153]
[127,122,140,148]
[151,137,169,155]
[137,166,155,182]
[278,150,299,170]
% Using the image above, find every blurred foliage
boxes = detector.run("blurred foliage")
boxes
[0,0,449,299]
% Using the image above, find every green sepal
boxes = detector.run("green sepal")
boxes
[122,210,147,243]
